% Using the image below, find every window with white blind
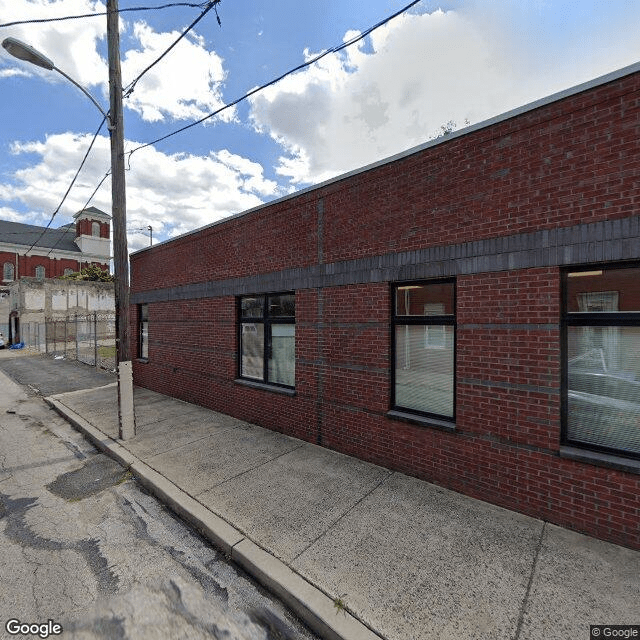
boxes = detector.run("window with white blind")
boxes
[563,264,640,458]
[392,280,455,421]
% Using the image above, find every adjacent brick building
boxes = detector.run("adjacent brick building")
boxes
[0,206,110,283]
[0,207,111,338]
[130,63,640,549]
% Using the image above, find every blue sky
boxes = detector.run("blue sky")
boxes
[1,0,640,253]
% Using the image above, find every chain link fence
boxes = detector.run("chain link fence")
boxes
[20,313,116,371]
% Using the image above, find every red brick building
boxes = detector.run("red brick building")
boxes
[130,63,640,549]
[0,207,111,284]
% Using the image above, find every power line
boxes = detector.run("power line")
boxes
[25,117,107,255]
[0,3,210,29]
[8,0,422,250]
[46,170,112,257]
[0,229,75,236]
[128,0,423,157]
[123,0,221,98]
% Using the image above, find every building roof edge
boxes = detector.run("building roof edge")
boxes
[131,60,640,257]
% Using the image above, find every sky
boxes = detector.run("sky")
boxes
[1,0,640,255]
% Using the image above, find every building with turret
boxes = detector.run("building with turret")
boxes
[0,207,111,336]
[0,207,111,283]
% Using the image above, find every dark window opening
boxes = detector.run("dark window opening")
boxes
[239,292,295,388]
[139,304,149,360]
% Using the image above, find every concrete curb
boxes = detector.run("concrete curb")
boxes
[45,395,383,640]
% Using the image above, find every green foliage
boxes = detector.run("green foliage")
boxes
[436,118,471,138]
[333,594,348,616]
[58,264,114,282]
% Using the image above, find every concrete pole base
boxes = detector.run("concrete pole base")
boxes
[118,360,136,440]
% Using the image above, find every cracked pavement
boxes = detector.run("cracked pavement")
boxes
[0,363,318,640]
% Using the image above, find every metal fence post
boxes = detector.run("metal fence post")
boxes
[94,312,98,369]
[75,314,78,361]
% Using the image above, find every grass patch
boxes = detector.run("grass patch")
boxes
[333,594,348,616]
[116,470,133,485]
[98,345,117,358]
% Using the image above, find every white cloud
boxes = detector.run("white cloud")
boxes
[249,5,640,185]
[0,1,230,123]
[0,206,25,222]
[0,0,107,91]
[2,131,280,252]
[0,68,32,78]
[121,22,231,123]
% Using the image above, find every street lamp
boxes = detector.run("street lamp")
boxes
[2,30,135,440]
[138,225,153,246]
[2,37,110,124]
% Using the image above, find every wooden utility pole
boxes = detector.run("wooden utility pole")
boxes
[107,0,136,439]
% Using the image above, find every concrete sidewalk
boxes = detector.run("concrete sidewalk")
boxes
[46,383,640,640]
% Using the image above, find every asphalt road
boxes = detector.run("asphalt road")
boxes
[0,354,319,640]
[0,353,116,396]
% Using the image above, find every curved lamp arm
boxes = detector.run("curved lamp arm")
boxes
[2,37,111,127]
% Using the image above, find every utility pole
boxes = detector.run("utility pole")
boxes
[107,0,135,439]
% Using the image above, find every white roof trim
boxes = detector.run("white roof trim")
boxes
[132,60,640,256]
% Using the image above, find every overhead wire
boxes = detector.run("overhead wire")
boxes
[45,1,223,249]
[123,0,221,98]
[127,0,423,157]
[6,1,221,253]
[24,116,108,255]
[7,0,421,249]
[0,3,210,29]
[45,170,112,257]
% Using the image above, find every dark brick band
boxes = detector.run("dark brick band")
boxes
[132,215,640,304]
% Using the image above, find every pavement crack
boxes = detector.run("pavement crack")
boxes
[0,491,119,595]
[0,455,78,475]
[513,520,547,640]
[291,469,394,563]
[195,442,308,492]
[119,495,230,604]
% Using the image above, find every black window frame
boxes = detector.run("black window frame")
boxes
[238,291,295,389]
[391,278,457,423]
[138,303,149,360]
[561,261,640,460]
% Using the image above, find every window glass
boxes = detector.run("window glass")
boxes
[567,326,640,454]
[395,324,454,417]
[239,292,295,387]
[564,265,640,458]
[566,267,640,312]
[3,263,14,281]
[393,281,455,420]
[35,266,45,280]
[269,324,295,386]
[92,221,101,237]
[396,283,454,316]
[139,304,149,359]
[241,297,264,318]
[268,293,295,317]
[241,322,264,380]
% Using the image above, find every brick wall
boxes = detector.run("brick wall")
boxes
[0,252,100,280]
[131,67,640,549]
[76,218,110,239]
